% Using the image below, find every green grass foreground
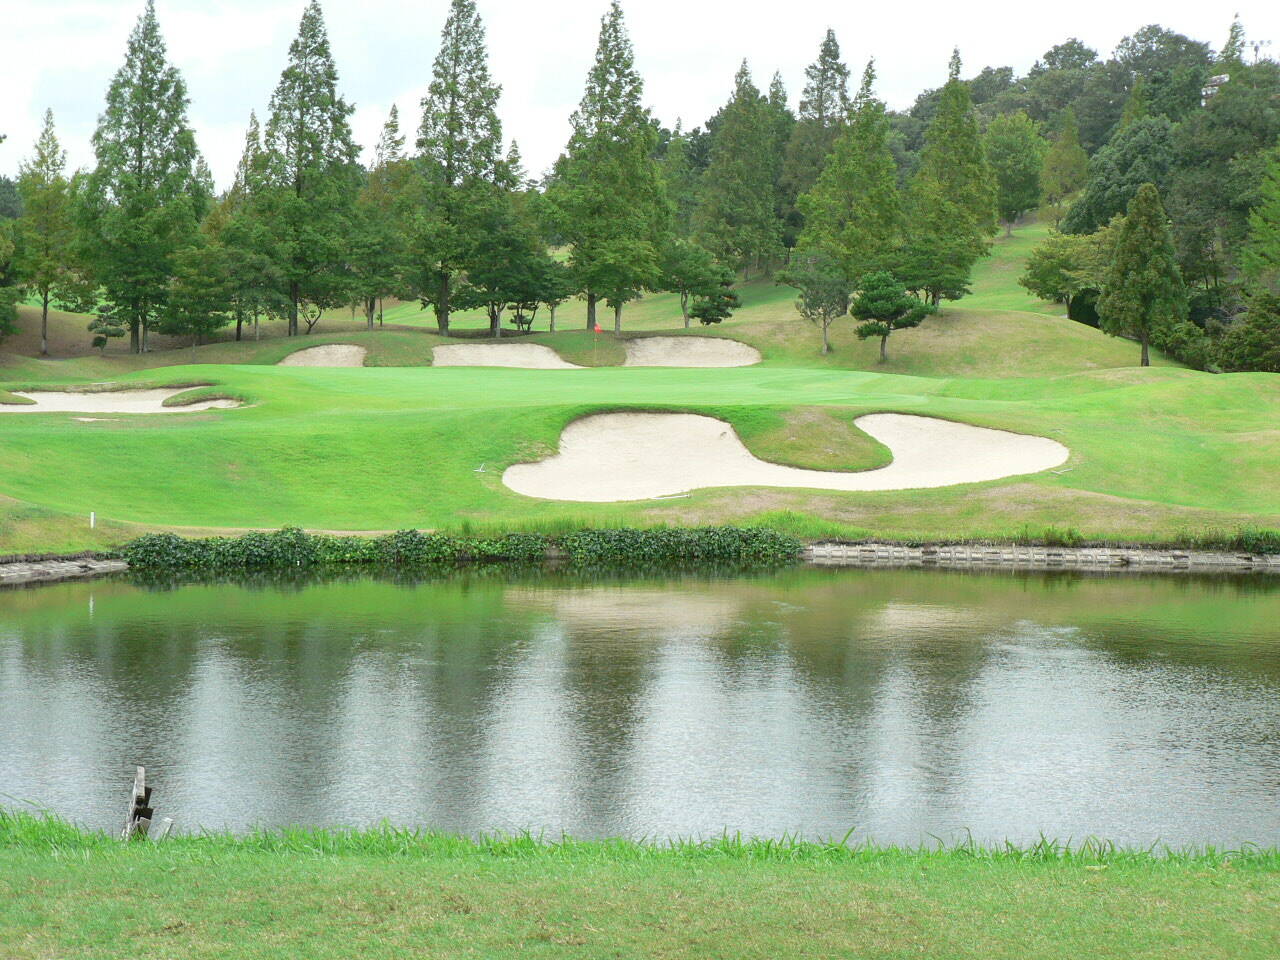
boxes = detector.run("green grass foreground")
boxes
[2,813,1278,959]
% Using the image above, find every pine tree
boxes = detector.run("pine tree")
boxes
[1040,108,1088,225]
[375,105,406,167]
[795,60,903,283]
[78,0,208,353]
[15,110,81,355]
[661,120,699,238]
[782,29,851,214]
[697,61,782,276]
[1098,183,1187,366]
[258,0,360,335]
[765,72,798,254]
[1221,16,1246,67]
[851,270,933,362]
[984,111,1046,235]
[1243,148,1280,289]
[415,0,504,332]
[549,0,667,331]
[354,107,414,329]
[915,49,997,237]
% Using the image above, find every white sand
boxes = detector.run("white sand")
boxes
[623,337,761,367]
[503,412,1069,502]
[1,388,241,414]
[433,343,584,369]
[278,344,367,367]
[430,337,760,369]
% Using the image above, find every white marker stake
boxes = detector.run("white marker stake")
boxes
[90,511,96,529]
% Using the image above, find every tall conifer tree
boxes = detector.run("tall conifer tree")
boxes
[1040,108,1088,225]
[1098,183,1187,366]
[16,110,80,355]
[783,30,851,214]
[697,62,783,276]
[259,0,360,335]
[415,0,504,332]
[550,0,667,331]
[78,0,208,353]
[795,61,903,283]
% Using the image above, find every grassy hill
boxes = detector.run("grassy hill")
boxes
[2,222,1272,554]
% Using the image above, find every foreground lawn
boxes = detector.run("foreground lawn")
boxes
[1,817,1277,960]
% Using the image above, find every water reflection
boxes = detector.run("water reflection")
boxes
[1,568,1278,845]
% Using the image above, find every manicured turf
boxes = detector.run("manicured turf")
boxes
[0,222,1269,553]
[1,815,1277,960]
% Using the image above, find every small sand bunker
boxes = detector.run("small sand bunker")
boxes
[503,412,1069,502]
[623,337,760,367]
[0,388,240,414]
[278,344,367,367]
[432,343,583,369]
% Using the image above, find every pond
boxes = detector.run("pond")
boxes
[2,567,1278,847]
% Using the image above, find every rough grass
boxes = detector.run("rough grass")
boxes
[1,813,1277,960]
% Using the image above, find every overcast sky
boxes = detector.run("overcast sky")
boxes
[2,0,1275,189]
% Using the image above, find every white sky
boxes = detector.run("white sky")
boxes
[1,0,1275,190]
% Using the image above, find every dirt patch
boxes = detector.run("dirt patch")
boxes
[623,337,761,367]
[0,389,241,414]
[503,412,1069,502]
[432,344,583,369]
[278,345,367,367]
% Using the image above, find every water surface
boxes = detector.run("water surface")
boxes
[2,567,1278,846]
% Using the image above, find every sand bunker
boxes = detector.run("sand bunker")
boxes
[278,344,367,367]
[623,337,760,367]
[503,412,1069,501]
[431,337,759,369]
[433,343,583,369]
[0,388,240,414]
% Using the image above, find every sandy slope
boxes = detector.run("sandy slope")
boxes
[503,412,1069,501]
[278,345,368,367]
[432,343,583,369]
[0,388,241,414]
[623,337,761,367]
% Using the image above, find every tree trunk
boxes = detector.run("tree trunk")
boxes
[254,309,260,341]
[141,319,149,353]
[1005,220,1014,238]
[549,304,558,332]
[613,301,622,334]
[821,321,830,355]
[879,333,889,363]
[40,293,49,356]
[586,292,597,330]
[130,320,140,354]
[288,282,299,336]
[436,273,451,333]
[378,297,384,327]
[235,312,243,342]
[365,297,376,330]
[1140,331,1150,367]
[681,291,690,328]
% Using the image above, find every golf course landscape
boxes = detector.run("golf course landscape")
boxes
[4,0,1280,956]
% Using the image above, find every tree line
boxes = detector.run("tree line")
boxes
[0,2,1276,371]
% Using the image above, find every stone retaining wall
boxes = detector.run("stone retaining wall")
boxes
[804,542,1280,573]
[0,558,128,588]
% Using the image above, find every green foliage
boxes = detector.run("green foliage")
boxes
[1243,146,1280,289]
[696,62,783,274]
[121,526,800,571]
[1019,223,1114,307]
[781,250,850,354]
[1098,183,1187,365]
[658,238,723,326]
[796,61,903,284]
[1039,109,1088,224]
[548,0,668,331]
[76,0,209,354]
[659,121,699,238]
[983,112,1046,231]
[1216,291,1280,373]
[850,270,933,362]
[560,527,801,566]
[898,179,988,305]
[256,0,361,336]
[689,276,740,325]
[782,29,851,208]
[1061,115,1174,234]
[157,239,235,348]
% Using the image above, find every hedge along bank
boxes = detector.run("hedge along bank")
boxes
[119,527,805,571]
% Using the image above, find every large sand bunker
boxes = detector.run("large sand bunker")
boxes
[0,388,240,414]
[278,344,367,367]
[431,337,759,369]
[433,343,582,369]
[503,412,1069,501]
[623,337,760,367]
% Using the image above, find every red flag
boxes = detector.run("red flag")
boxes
[593,323,602,334]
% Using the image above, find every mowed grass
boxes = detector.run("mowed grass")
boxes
[2,815,1278,960]
[0,361,1276,552]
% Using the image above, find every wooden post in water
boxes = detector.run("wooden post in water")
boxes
[121,765,153,841]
